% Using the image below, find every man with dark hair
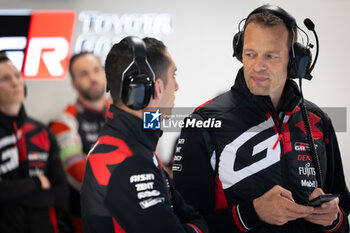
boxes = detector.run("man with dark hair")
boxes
[173,5,350,233]
[0,53,72,233]
[81,37,209,233]
[105,38,170,105]
[49,52,109,233]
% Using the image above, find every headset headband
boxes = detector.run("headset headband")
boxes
[247,5,296,30]
[125,36,147,58]
[121,36,155,84]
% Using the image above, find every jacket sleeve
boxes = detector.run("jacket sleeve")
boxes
[322,115,350,233]
[171,187,210,233]
[0,125,55,208]
[104,155,206,233]
[17,128,72,232]
[45,129,70,212]
[49,111,86,191]
[0,176,42,205]
[13,129,69,209]
[173,115,262,233]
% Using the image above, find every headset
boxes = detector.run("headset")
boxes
[120,36,155,110]
[232,5,315,80]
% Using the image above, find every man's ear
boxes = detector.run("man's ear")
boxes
[154,78,164,99]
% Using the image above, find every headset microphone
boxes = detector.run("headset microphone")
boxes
[304,18,314,30]
[304,18,319,75]
[299,17,323,189]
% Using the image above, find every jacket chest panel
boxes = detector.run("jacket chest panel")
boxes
[214,109,327,204]
[0,128,50,177]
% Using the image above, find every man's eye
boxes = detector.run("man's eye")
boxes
[80,71,88,77]
[0,75,11,82]
[94,67,101,73]
[267,54,277,59]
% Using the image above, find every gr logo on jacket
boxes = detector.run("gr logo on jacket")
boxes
[0,106,70,233]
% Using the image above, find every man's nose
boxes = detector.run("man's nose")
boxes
[174,80,179,91]
[252,55,267,72]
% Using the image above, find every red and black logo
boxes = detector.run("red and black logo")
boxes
[0,9,75,80]
[294,142,310,151]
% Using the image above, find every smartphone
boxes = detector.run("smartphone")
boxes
[308,194,340,207]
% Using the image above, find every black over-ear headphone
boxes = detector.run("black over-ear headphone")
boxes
[232,5,313,80]
[120,36,155,110]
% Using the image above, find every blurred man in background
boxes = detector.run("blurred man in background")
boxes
[49,52,109,233]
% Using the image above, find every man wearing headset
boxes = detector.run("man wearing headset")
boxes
[173,5,350,233]
[81,37,209,233]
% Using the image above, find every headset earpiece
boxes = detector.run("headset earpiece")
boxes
[232,31,243,62]
[288,42,312,80]
[120,36,155,110]
[121,72,153,110]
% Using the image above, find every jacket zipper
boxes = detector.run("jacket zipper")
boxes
[264,100,285,153]
[13,122,26,162]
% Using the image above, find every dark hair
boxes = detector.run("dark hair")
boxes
[0,52,10,63]
[105,37,170,105]
[244,11,298,49]
[69,52,100,79]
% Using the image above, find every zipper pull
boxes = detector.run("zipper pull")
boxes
[273,134,283,150]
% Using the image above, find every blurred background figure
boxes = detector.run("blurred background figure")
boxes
[0,53,73,233]
[49,52,109,233]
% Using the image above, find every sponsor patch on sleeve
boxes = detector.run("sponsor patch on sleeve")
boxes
[129,173,163,209]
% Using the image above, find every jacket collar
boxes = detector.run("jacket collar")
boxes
[106,105,162,152]
[0,105,27,133]
[231,67,302,112]
[76,98,110,118]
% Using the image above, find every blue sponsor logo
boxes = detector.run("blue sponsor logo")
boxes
[143,110,161,129]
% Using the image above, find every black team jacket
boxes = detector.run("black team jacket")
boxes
[0,106,71,233]
[173,68,350,233]
[81,105,209,233]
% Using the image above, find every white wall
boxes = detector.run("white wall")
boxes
[2,0,349,195]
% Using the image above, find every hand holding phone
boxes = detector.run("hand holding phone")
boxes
[308,194,339,207]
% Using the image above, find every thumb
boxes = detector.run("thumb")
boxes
[309,188,324,201]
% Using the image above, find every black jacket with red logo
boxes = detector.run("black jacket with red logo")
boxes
[173,68,350,233]
[81,105,209,233]
[0,106,71,233]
